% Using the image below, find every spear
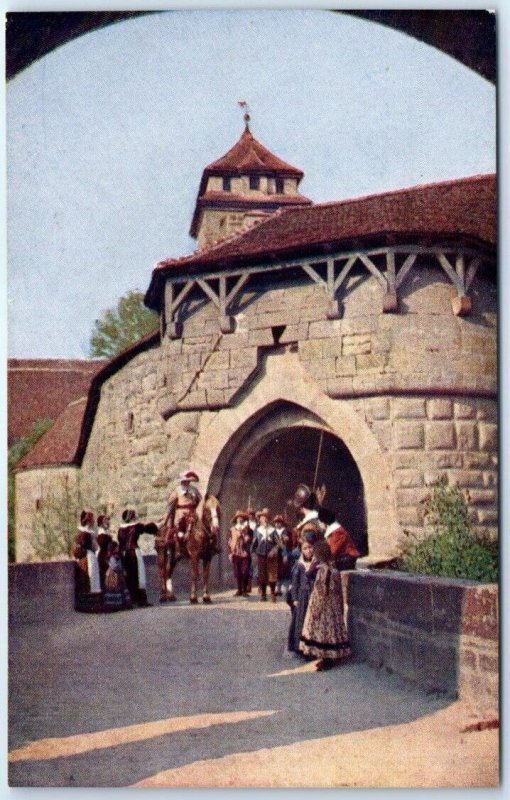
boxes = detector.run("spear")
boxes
[313,429,324,492]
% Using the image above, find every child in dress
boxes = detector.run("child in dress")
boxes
[287,540,315,654]
[103,543,132,611]
[277,527,300,597]
[299,540,352,670]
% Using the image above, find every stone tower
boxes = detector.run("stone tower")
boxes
[189,124,312,250]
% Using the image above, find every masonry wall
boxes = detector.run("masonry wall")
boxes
[15,266,497,561]
[346,570,499,717]
[15,466,79,563]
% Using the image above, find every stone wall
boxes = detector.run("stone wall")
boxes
[346,570,499,717]
[15,466,79,563]
[15,266,497,562]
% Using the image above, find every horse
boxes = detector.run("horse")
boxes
[155,494,221,604]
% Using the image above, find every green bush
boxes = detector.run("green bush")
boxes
[398,476,498,583]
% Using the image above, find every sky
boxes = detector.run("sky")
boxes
[6,9,497,359]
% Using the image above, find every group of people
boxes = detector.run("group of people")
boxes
[72,468,362,672]
[228,483,362,671]
[227,508,299,601]
[72,508,157,613]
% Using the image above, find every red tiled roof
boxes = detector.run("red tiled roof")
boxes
[16,397,88,469]
[8,359,104,445]
[204,127,304,177]
[14,331,161,470]
[190,128,308,238]
[147,174,496,310]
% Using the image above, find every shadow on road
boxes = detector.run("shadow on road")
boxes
[9,594,452,787]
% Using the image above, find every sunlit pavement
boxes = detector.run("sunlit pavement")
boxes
[8,591,498,788]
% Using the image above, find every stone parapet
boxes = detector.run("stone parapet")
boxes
[346,570,498,717]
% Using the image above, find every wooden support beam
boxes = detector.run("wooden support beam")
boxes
[437,253,465,293]
[386,250,396,292]
[225,273,250,309]
[170,280,195,315]
[197,279,221,308]
[357,253,387,287]
[334,256,357,293]
[395,253,417,289]
[301,262,327,287]
[465,256,481,292]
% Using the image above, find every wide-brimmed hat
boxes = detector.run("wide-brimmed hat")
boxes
[246,508,256,517]
[121,508,137,524]
[179,470,199,482]
[256,507,271,520]
[273,515,286,526]
[231,510,249,523]
[97,514,110,527]
[293,484,312,509]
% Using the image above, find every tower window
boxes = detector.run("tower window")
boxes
[126,412,134,433]
[249,176,260,190]
[275,178,284,194]
[222,176,231,191]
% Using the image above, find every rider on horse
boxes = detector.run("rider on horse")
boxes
[162,470,220,557]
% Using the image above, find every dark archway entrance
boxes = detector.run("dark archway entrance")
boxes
[210,407,367,586]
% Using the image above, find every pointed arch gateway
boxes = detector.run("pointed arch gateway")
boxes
[190,350,399,584]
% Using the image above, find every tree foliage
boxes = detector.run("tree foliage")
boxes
[89,290,159,358]
[8,418,55,561]
[398,475,498,582]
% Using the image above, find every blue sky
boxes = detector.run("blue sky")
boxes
[7,9,496,359]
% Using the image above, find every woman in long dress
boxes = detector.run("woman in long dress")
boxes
[299,540,352,670]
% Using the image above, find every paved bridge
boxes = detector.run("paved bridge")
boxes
[8,591,498,789]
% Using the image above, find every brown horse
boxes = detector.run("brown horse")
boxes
[156,494,221,604]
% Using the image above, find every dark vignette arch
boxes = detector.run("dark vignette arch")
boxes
[6,10,496,83]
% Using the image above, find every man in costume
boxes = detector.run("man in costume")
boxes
[162,470,202,558]
[227,510,252,597]
[292,483,360,570]
[251,508,280,602]
[117,508,152,607]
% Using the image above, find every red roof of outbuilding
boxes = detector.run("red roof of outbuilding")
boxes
[8,358,104,445]
[14,331,161,470]
[147,173,496,310]
[16,397,88,468]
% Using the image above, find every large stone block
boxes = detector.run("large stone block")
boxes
[393,398,427,419]
[395,421,425,449]
[334,355,356,376]
[455,421,478,451]
[447,469,484,488]
[461,587,499,640]
[365,397,391,420]
[395,469,424,488]
[342,334,371,356]
[425,422,456,450]
[453,400,476,419]
[206,349,230,370]
[479,422,497,452]
[427,399,453,420]
[356,353,387,372]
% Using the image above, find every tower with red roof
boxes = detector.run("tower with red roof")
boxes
[190,124,311,250]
